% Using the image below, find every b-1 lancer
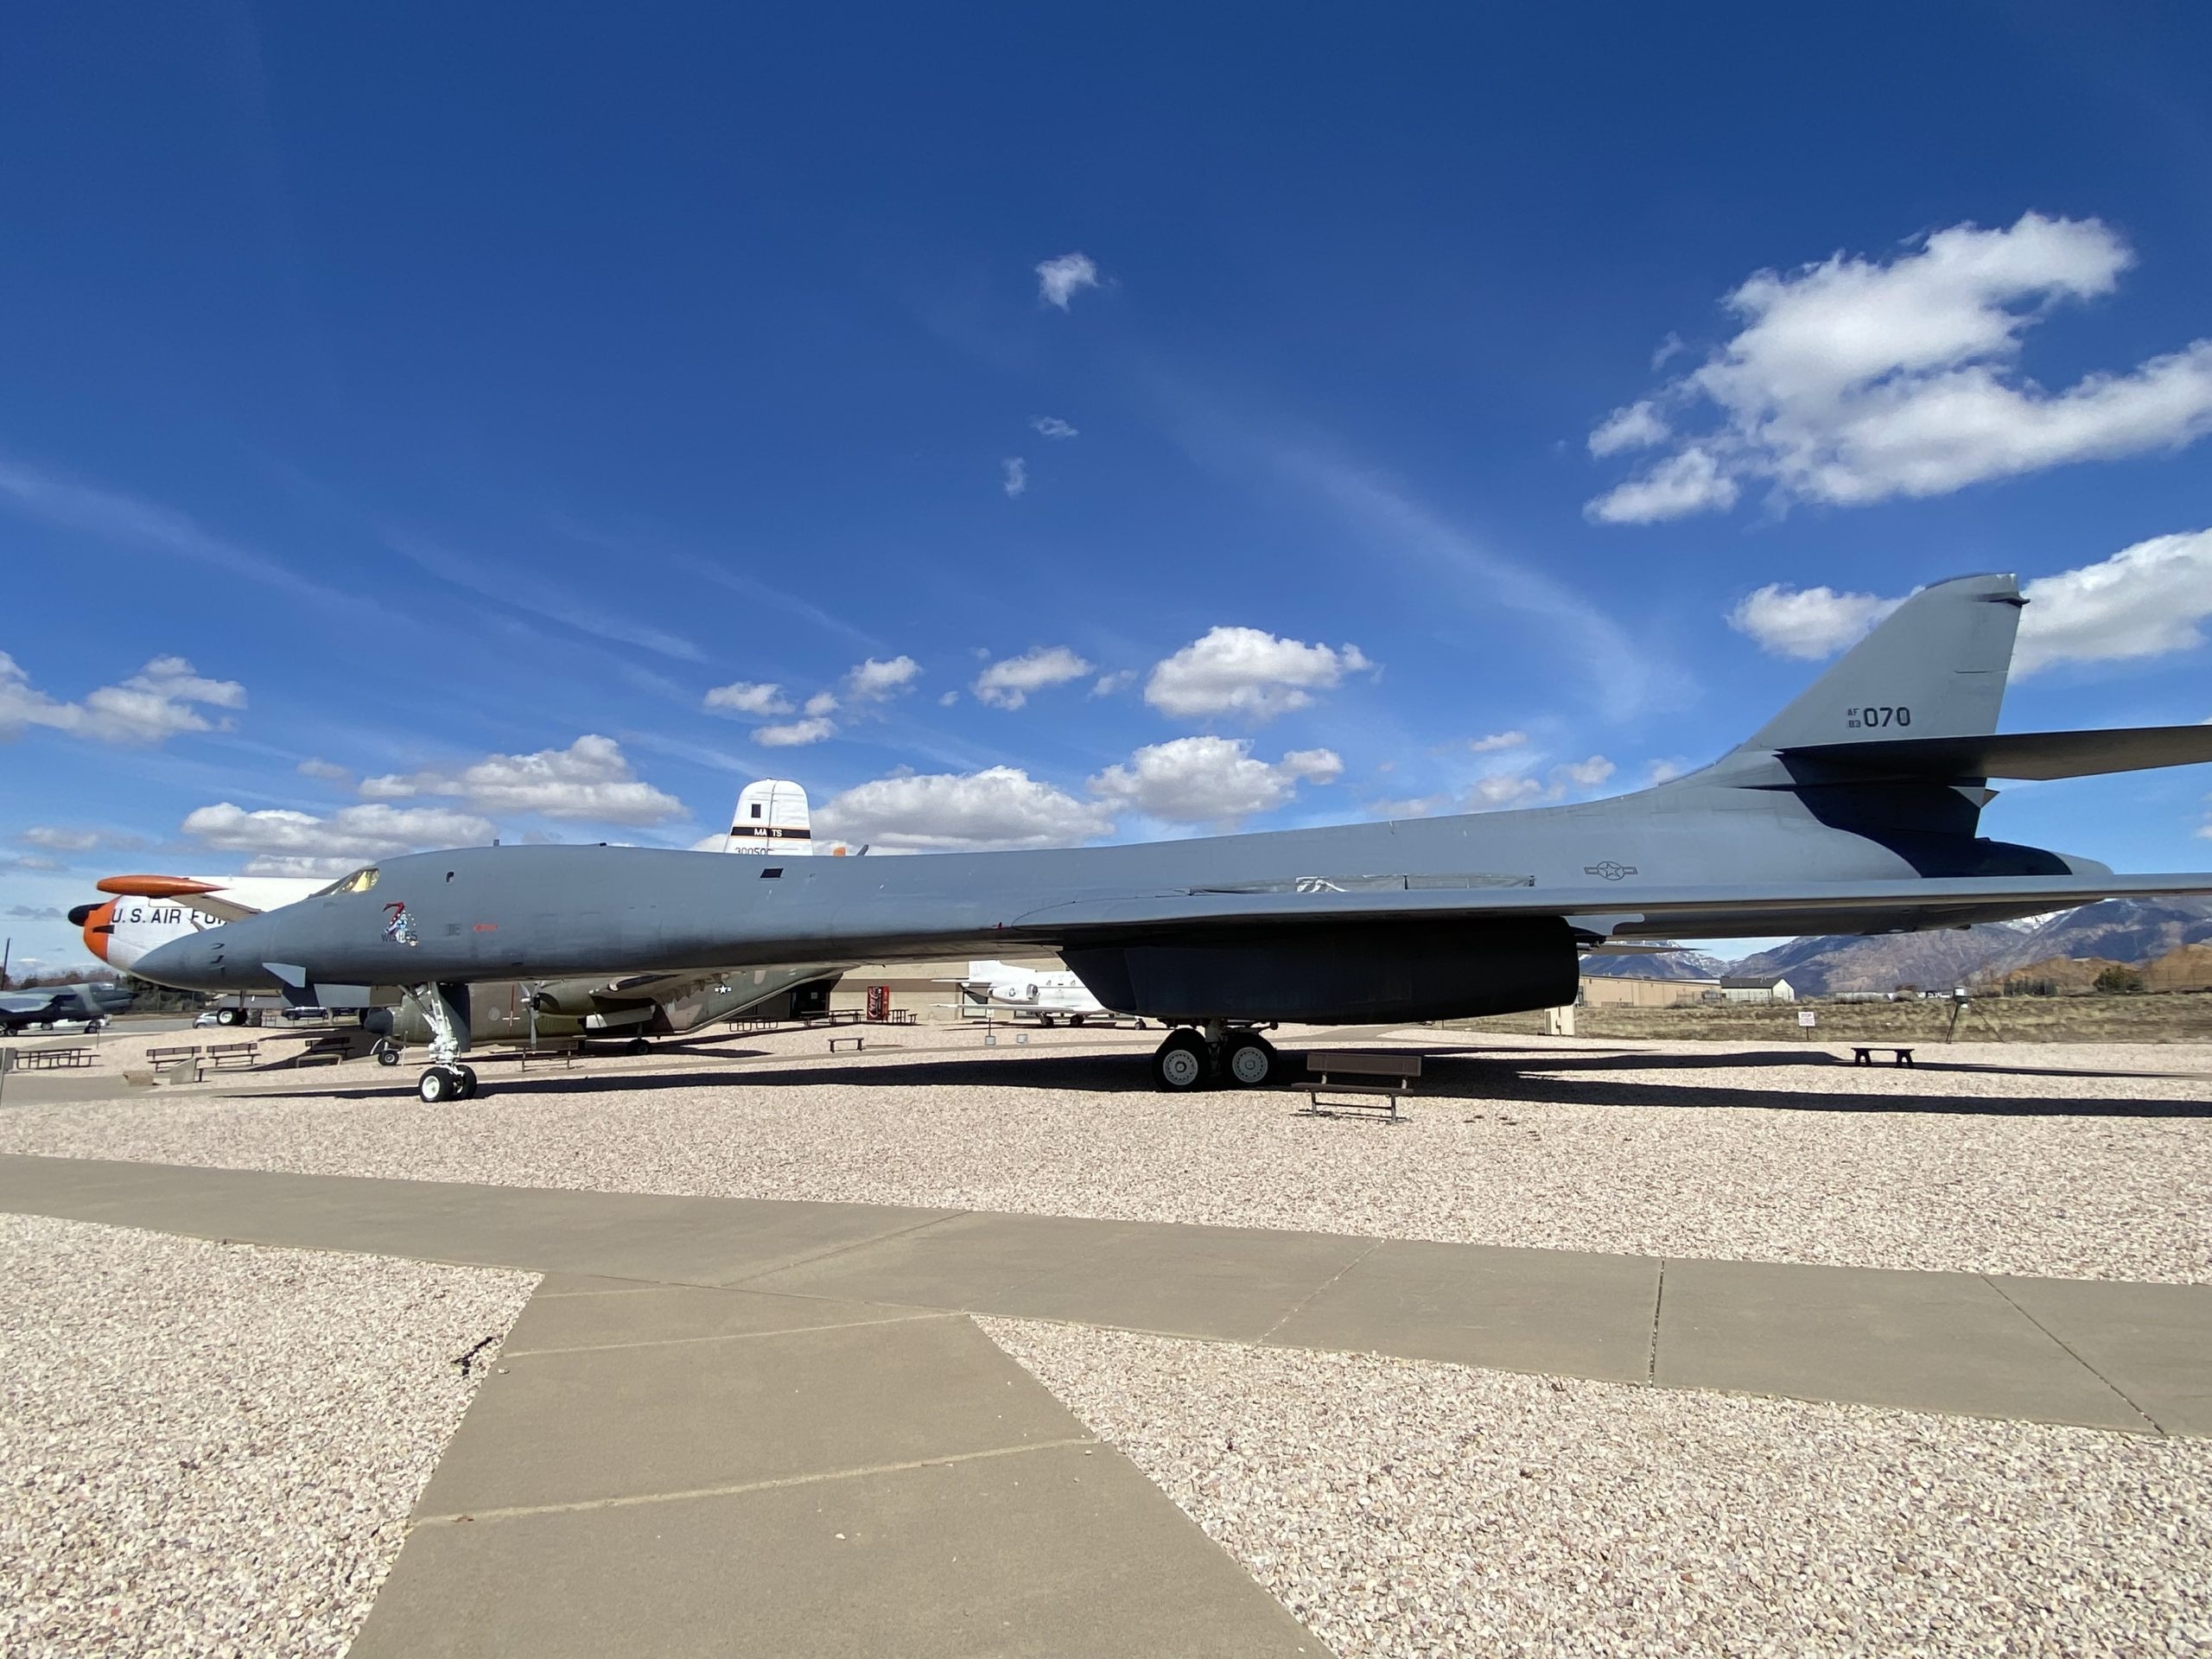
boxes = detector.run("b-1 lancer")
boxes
[134,575,2212,1100]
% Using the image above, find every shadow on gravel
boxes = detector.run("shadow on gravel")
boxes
[241,1044,2212,1119]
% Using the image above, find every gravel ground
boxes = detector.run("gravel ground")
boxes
[0,1029,2206,1280]
[0,1214,535,1657]
[981,1318,2212,1659]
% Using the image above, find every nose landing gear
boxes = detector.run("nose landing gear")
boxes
[406,982,480,1103]
[417,1064,478,1103]
[1147,1024,1281,1091]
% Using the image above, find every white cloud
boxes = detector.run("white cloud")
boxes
[1091,670,1135,697]
[804,690,841,718]
[1144,626,1374,722]
[1466,772,1548,812]
[1587,400,1670,456]
[1645,758,1688,785]
[1365,794,1453,820]
[1464,754,1618,812]
[1727,583,1904,659]
[1725,530,2212,677]
[297,758,352,783]
[1088,736,1342,826]
[1031,416,1078,440]
[975,645,1095,709]
[817,766,1112,852]
[0,652,245,746]
[1555,754,1616,791]
[19,826,143,853]
[1035,252,1101,310]
[846,656,920,700]
[1001,457,1028,498]
[358,735,684,825]
[1469,730,1526,753]
[2015,528,2212,675]
[182,801,495,874]
[1586,447,1738,524]
[938,690,960,708]
[703,681,793,717]
[1587,213,2212,524]
[753,717,837,747]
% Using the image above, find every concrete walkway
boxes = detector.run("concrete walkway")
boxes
[10,1153,2210,1656]
[3,1154,2204,1435]
[351,1274,1322,1656]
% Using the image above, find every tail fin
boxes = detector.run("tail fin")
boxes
[722,779,813,855]
[1738,573,2024,753]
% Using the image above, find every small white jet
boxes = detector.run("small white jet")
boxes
[952,960,1144,1027]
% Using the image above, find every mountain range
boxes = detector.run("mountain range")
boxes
[1589,899,2212,998]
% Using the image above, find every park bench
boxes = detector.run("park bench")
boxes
[205,1041,260,1070]
[1304,1050,1422,1120]
[1849,1046,1916,1067]
[17,1046,93,1070]
[146,1045,200,1065]
[518,1040,582,1069]
[828,1034,867,1053]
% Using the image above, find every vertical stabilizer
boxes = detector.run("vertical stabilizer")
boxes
[1738,573,2023,753]
[723,779,813,854]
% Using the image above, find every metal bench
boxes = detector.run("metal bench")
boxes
[1304,1050,1421,1119]
[205,1041,260,1070]
[518,1041,582,1069]
[828,1034,867,1053]
[1850,1046,1916,1067]
[16,1046,94,1070]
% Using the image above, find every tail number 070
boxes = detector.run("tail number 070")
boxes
[1846,706,1911,729]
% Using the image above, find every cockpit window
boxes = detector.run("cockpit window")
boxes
[315,866,381,897]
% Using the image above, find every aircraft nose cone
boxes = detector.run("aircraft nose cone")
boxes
[133,933,224,991]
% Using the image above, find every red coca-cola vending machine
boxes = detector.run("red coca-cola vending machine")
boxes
[865,985,891,1023]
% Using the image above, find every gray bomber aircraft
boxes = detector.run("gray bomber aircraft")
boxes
[134,575,2212,1102]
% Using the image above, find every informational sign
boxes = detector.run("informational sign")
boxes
[1798,1010,1817,1028]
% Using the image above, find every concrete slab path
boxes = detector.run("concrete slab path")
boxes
[3,1153,2202,1434]
[349,1275,1325,1656]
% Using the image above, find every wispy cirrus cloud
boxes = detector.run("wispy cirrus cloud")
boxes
[0,455,385,616]
[385,532,703,661]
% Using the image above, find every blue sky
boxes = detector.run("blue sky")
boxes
[3,3,2210,970]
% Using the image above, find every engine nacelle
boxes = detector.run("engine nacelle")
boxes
[1062,920,1579,1025]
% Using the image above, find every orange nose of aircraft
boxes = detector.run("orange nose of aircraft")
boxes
[68,899,118,963]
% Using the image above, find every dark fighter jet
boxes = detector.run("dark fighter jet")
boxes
[134,575,2212,1102]
[0,980,133,1035]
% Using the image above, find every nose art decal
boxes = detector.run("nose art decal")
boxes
[382,902,420,946]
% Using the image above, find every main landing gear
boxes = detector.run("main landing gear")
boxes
[1148,1021,1281,1092]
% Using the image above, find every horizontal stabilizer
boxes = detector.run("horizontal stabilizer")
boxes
[1782,725,2212,782]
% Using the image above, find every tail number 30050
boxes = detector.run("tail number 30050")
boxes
[1846,705,1911,729]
